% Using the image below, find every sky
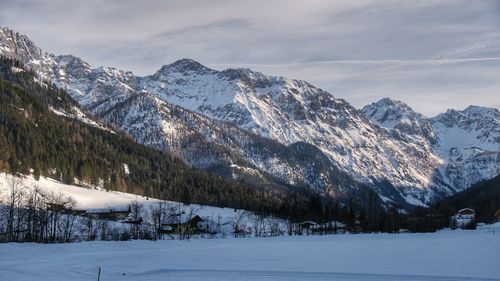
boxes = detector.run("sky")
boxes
[1,0,499,116]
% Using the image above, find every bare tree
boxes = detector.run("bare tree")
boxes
[43,191,74,242]
[129,201,142,239]
[4,176,24,241]
[98,220,109,241]
[151,200,166,240]
[233,210,249,238]
[84,216,97,241]
[164,203,181,240]
[252,214,266,238]
[0,179,79,243]
[59,210,78,242]
[183,205,200,241]
[266,216,282,237]
[23,185,46,242]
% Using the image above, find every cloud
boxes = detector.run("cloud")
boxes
[0,0,498,115]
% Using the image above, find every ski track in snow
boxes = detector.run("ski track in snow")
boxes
[95,269,500,281]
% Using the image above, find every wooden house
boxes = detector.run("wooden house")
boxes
[161,215,206,235]
[46,203,85,216]
[299,220,318,229]
[299,220,318,235]
[451,208,476,229]
[85,206,131,221]
[457,208,475,217]
[46,202,67,212]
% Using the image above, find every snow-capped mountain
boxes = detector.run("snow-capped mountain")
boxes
[99,90,365,196]
[0,27,365,199]
[137,60,453,205]
[363,99,499,197]
[1,26,498,207]
[432,106,499,152]
[430,106,500,192]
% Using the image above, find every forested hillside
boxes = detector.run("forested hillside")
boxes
[404,175,500,232]
[431,175,500,223]
[0,57,278,212]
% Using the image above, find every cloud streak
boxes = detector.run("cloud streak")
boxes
[0,0,499,115]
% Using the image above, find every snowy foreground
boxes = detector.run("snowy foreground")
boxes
[1,224,499,281]
[1,173,499,280]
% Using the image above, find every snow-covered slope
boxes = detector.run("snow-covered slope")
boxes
[1,26,499,207]
[0,172,269,239]
[0,172,239,218]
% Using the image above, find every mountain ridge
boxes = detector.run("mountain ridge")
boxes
[1,26,498,208]
[3,56,370,221]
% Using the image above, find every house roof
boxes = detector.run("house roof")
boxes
[163,214,206,224]
[458,208,475,213]
[86,206,130,214]
[189,215,204,222]
[299,220,318,226]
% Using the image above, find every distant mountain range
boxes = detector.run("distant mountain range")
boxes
[1,26,498,208]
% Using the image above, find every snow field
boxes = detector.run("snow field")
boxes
[0,224,499,281]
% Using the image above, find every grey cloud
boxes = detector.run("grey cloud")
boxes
[0,0,498,115]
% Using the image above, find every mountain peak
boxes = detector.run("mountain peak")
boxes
[430,105,499,156]
[0,26,21,39]
[159,58,212,74]
[371,97,411,110]
[433,105,500,132]
[219,67,272,83]
[362,97,436,141]
[436,105,499,120]
[463,105,500,116]
[0,26,43,63]
[362,98,418,128]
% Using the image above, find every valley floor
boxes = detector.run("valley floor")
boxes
[1,224,499,281]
